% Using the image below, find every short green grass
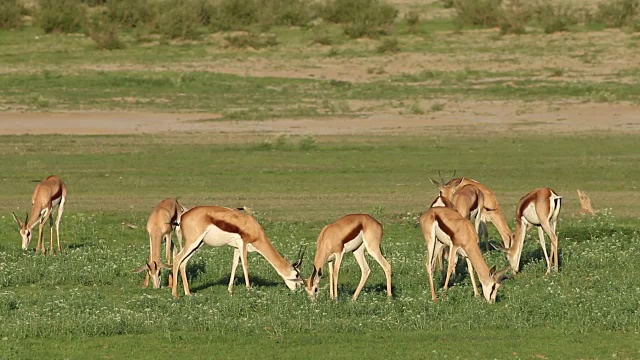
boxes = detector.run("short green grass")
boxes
[0,134,638,359]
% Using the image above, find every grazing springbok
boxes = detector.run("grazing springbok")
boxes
[430,175,513,248]
[171,206,304,297]
[419,207,509,303]
[13,175,67,255]
[497,188,562,274]
[304,214,392,301]
[134,198,185,289]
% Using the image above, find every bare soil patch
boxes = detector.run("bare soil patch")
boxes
[1,101,638,136]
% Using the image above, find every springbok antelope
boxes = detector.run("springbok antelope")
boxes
[419,207,509,303]
[430,175,513,248]
[12,175,67,255]
[171,206,304,297]
[134,198,185,289]
[497,188,562,274]
[304,214,392,301]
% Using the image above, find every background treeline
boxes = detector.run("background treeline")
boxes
[0,0,639,50]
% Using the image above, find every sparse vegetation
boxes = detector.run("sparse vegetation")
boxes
[0,0,23,29]
[497,0,531,34]
[85,12,125,50]
[105,0,153,28]
[376,37,399,53]
[452,0,503,28]
[596,0,640,28]
[153,0,202,39]
[35,0,86,33]
[532,1,580,34]
[320,0,398,38]
[224,31,278,48]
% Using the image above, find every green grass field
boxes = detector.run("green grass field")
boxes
[0,134,639,359]
[1,1,640,358]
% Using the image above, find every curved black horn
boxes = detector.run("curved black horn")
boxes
[292,244,307,270]
[24,212,29,225]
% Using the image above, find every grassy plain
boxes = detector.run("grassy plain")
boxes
[1,0,640,358]
[0,134,639,359]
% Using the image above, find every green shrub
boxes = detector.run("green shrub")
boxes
[224,31,278,49]
[105,0,153,28]
[320,0,398,38]
[260,0,312,27]
[596,0,640,28]
[153,0,202,39]
[36,0,86,33]
[85,12,125,50]
[497,0,531,34]
[79,0,107,5]
[208,0,259,31]
[376,37,399,53]
[0,0,23,29]
[453,0,502,27]
[405,10,420,27]
[533,1,579,34]
[310,26,334,45]
[442,0,454,9]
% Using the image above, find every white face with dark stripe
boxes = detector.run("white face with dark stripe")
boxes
[19,228,32,250]
[482,280,501,303]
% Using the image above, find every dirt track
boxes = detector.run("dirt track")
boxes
[1,101,638,135]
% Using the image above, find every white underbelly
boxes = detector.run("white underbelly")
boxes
[52,196,62,207]
[327,231,364,262]
[522,203,541,225]
[202,225,243,248]
[343,231,364,253]
[435,227,453,247]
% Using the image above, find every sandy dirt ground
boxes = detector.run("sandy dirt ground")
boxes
[0,101,638,136]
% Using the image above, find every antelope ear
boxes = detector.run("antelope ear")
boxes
[489,265,496,276]
[429,178,441,187]
[490,242,508,253]
[317,267,323,278]
[12,212,23,227]
[133,264,150,273]
[494,267,511,282]
[450,178,463,187]
[158,262,172,270]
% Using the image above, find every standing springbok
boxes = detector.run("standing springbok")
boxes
[304,214,392,301]
[497,188,562,274]
[171,206,304,297]
[134,198,185,289]
[13,175,67,255]
[430,175,513,248]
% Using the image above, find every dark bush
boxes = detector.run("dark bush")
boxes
[596,0,640,28]
[85,12,125,50]
[533,1,580,34]
[105,0,153,28]
[497,0,530,34]
[453,0,502,27]
[36,0,86,33]
[376,37,399,53]
[260,0,313,27]
[208,0,258,31]
[224,31,278,49]
[320,0,397,38]
[153,0,202,39]
[0,1,23,29]
[79,0,107,5]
